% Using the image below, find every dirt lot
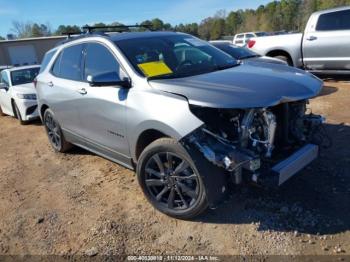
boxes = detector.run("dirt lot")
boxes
[0,79,349,257]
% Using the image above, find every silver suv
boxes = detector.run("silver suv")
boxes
[36,30,326,219]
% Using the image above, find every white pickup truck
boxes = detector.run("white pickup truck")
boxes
[248,6,350,75]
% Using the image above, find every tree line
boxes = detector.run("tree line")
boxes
[2,0,350,41]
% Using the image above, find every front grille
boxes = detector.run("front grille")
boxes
[26,105,37,115]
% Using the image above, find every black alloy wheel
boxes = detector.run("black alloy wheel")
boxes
[137,138,208,219]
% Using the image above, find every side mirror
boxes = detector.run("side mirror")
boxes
[0,82,8,90]
[87,72,131,88]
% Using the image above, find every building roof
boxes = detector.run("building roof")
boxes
[0,35,66,44]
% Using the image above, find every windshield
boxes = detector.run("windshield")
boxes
[214,44,259,59]
[115,34,237,79]
[11,67,40,86]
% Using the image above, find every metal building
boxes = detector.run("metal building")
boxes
[0,36,65,66]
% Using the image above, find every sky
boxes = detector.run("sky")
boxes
[0,0,271,37]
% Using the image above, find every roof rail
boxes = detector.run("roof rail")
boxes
[55,24,154,47]
[61,31,82,39]
[81,24,153,33]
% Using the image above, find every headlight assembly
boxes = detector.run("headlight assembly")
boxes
[16,93,37,100]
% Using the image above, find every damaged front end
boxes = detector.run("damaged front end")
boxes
[181,100,330,188]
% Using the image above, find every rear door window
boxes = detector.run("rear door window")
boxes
[52,44,84,81]
[316,10,350,31]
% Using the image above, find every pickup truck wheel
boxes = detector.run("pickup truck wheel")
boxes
[137,138,208,219]
[274,55,293,66]
[43,108,72,153]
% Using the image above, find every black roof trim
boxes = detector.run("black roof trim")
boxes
[82,24,153,33]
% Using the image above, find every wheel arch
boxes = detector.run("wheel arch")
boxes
[40,104,49,119]
[11,98,17,117]
[134,129,169,161]
[266,49,294,66]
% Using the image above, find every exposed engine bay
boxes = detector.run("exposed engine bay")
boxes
[183,100,330,186]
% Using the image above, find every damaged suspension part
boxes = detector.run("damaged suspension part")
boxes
[183,127,261,174]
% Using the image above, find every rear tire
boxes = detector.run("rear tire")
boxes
[43,108,72,153]
[13,102,26,125]
[137,138,208,219]
[274,55,293,66]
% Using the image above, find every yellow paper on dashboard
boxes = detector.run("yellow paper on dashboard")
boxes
[138,61,173,77]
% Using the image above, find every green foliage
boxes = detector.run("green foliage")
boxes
[54,25,81,35]
[0,36,5,40]
[174,23,199,36]
[9,0,350,39]
[196,0,350,40]
[31,23,51,37]
[11,21,51,38]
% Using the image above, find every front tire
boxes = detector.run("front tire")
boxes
[137,138,208,219]
[274,55,293,66]
[43,108,72,152]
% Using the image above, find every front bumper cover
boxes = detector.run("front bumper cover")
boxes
[258,144,319,187]
[272,144,319,186]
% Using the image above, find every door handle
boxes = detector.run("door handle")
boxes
[77,88,87,95]
[306,36,317,41]
[47,81,54,87]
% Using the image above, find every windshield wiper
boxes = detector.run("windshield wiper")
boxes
[148,71,199,80]
[148,73,177,80]
[215,63,240,71]
[240,54,260,59]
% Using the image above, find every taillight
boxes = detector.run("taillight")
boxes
[33,78,37,88]
[247,40,256,48]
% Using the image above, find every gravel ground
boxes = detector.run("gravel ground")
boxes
[0,79,349,257]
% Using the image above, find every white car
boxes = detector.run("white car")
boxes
[0,65,40,124]
[233,32,268,47]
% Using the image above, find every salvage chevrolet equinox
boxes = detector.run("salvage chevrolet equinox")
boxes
[36,28,325,219]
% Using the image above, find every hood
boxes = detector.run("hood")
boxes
[149,63,323,109]
[243,56,288,65]
[12,83,36,94]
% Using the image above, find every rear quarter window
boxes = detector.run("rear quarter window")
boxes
[39,50,56,73]
[52,51,62,76]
